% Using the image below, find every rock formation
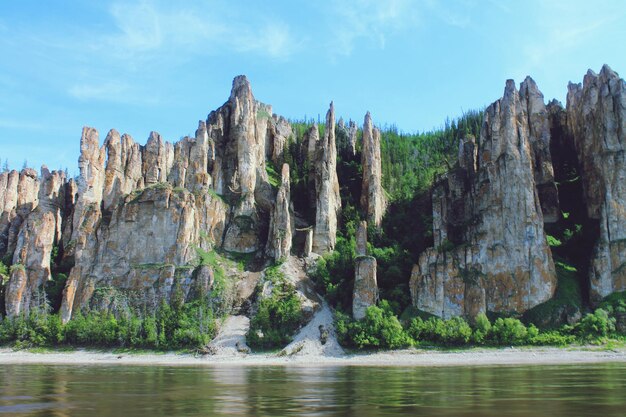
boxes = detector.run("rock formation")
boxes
[360,112,386,227]
[312,103,341,254]
[410,78,557,319]
[348,120,357,156]
[566,65,626,301]
[3,68,626,326]
[519,77,560,223]
[353,221,378,319]
[266,164,293,261]
[5,168,64,316]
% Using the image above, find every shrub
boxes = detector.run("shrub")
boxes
[574,308,616,342]
[247,279,304,350]
[336,302,412,349]
[408,316,472,346]
[529,330,575,346]
[471,313,492,344]
[490,318,530,345]
[599,291,626,315]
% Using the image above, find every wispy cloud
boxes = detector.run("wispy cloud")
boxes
[102,0,301,62]
[68,81,130,101]
[330,0,419,55]
[327,0,476,56]
[517,0,626,77]
[0,118,47,131]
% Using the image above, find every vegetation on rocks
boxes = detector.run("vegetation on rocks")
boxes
[247,266,304,350]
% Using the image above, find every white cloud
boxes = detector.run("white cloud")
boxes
[517,0,625,77]
[68,81,130,101]
[330,0,419,54]
[328,0,476,56]
[103,0,300,61]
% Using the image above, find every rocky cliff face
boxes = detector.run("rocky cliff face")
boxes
[312,103,341,254]
[5,168,65,316]
[266,164,293,261]
[4,67,626,323]
[411,78,557,319]
[360,112,386,227]
[3,75,320,320]
[353,221,378,319]
[566,65,626,302]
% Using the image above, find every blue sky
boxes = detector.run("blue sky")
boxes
[1,0,625,174]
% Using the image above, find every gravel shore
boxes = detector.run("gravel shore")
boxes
[1,346,625,367]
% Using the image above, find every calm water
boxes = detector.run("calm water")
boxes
[1,363,625,416]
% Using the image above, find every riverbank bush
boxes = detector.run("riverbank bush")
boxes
[247,267,304,350]
[335,302,412,349]
[335,305,622,350]
[0,300,216,351]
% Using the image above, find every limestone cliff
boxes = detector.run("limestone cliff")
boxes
[266,164,293,261]
[5,168,65,316]
[360,112,386,227]
[312,103,341,254]
[566,65,626,301]
[353,221,378,319]
[411,79,557,319]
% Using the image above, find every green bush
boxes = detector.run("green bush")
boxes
[599,291,626,315]
[574,308,616,342]
[471,313,492,344]
[247,278,304,350]
[336,302,412,349]
[529,330,575,346]
[408,316,472,346]
[490,317,532,345]
[2,299,216,350]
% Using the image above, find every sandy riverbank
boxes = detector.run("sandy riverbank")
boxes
[1,346,625,367]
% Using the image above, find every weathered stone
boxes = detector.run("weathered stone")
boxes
[520,77,560,223]
[0,170,20,257]
[61,184,227,321]
[103,130,144,212]
[353,256,378,320]
[142,131,172,185]
[348,120,357,156]
[303,228,313,257]
[566,65,626,301]
[269,116,293,167]
[266,164,293,261]
[360,112,386,227]
[312,102,341,254]
[5,167,65,316]
[5,169,40,258]
[411,79,557,319]
[356,220,367,256]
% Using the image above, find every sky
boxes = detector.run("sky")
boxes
[1,0,625,174]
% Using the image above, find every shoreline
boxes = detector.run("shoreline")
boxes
[2,346,625,367]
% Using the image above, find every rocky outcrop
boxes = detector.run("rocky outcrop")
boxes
[5,168,65,316]
[269,116,293,167]
[211,75,273,253]
[566,65,626,301]
[266,164,293,261]
[58,75,287,321]
[0,170,21,257]
[360,112,386,227]
[411,79,557,319]
[1,169,40,259]
[348,120,357,156]
[312,103,341,254]
[519,77,560,223]
[353,221,378,319]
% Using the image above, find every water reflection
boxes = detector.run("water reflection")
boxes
[1,363,625,416]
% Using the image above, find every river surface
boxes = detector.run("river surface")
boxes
[1,363,625,416]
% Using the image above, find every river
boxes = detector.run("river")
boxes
[1,363,625,416]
